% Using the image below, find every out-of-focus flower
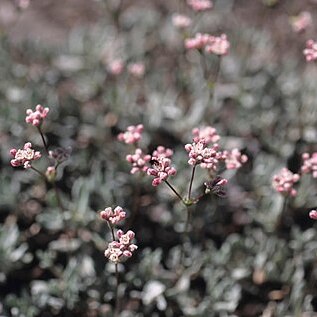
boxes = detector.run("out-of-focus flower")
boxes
[301,153,317,178]
[272,167,300,197]
[309,209,317,220]
[15,0,30,9]
[104,230,137,263]
[185,140,222,170]
[192,126,220,144]
[303,40,317,62]
[185,33,211,50]
[100,206,126,225]
[25,104,49,127]
[126,149,151,174]
[205,34,230,56]
[152,146,173,159]
[290,11,312,33]
[49,147,72,163]
[187,0,213,11]
[204,176,228,197]
[147,156,177,186]
[172,14,192,28]
[117,124,144,144]
[108,59,124,75]
[223,148,248,170]
[127,63,145,78]
[10,142,41,169]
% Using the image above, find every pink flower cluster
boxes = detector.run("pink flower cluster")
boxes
[126,149,151,174]
[127,63,145,78]
[172,14,192,29]
[290,11,312,33]
[185,140,223,170]
[272,168,300,197]
[147,156,177,186]
[104,230,138,263]
[187,0,213,11]
[107,60,145,78]
[303,40,317,62]
[100,206,126,225]
[309,210,317,220]
[117,124,144,144]
[192,126,220,144]
[224,148,248,170]
[25,104,49,127]
[185,33,230,56]
[10,142,41,169]
[107,59,124,75]
[152,146,173,158]
[301,153,317,178]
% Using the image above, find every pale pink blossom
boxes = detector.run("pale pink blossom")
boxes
[303,40,317,62]
[127,63,145,78]
[223,148,248,170]
[192,126,220,144]
[272,168,300,197]
[15,0,30,9]
[290,11,312,33]
[152,146,173,159]
[205,34,230,56]
[10,142,41,169]
[185,33,212,50]
[147,156,177,186]
[108,59,124,75]
[25,104,49,127]
[185,140,222,170]
[309,210,317,220]
[100,206,126,225]
[104,230,137,263]
[301,153,317,178]
[172,14,192,29]
[117,124,144,144]
[187,0,213,11]
[126,149,151,174]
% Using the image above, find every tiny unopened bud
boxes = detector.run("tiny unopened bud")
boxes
[45,166,56,182]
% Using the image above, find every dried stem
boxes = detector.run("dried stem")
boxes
[37,126,49,156]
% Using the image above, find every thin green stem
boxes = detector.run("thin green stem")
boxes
[188,165,197,201]
[37,126,49,156]
[52,181,65,212]
[30,166,45,178]
[164,180,186,206]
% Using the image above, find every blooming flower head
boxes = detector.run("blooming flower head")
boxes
[126,148,151,174]
[205,34,230,56]
[172,14,192,29]
[104,229,138,263]
[290,11,312,33]
[303,40,317,62]
[10,142,41,169]
[100,206,126,225]
[185,33,212,50]
[301,153,317,178]
[25,104,49,127]
[309,209,317,220]
[185,140,222,170]
[152,146,173,159]
[127,63,145,78]
[192,126,220,144]
[108,59,124,75]
[117,124,144,144]
[223,148,248,170]
[187,0,213,11]
[147,156,177,186]
[272,167,300,197]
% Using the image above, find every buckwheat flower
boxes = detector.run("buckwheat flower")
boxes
[25,104,49,127]
[301,153,317,178]
[126,148,151,174]
[185,140,221,170]
[290,11,312,33]
[185,33,211,50]
[272,168,300,197]
[147,156,177,186]
[152,146,173,159]
[205,34,230,56]
[204,175,228,197]
[309,210,317,220]
[45,166,56,182]
[192,126,220,144]
[100,206,126,225]
[223,148,248,170]
[303,40,317,62]
[108,59,124,75]
[127,63,145,78]
[172,14,192,29]
[49,147,72,163]
[117,124,144,144]
[10,142,41,169]
[187,0,213,11]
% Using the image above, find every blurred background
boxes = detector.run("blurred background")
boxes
[1,0,317,316]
